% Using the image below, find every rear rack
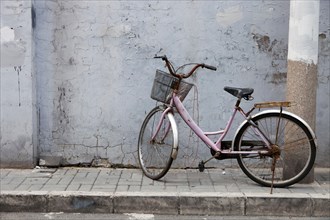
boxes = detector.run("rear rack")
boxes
[245,101,292,117]
[254,101,292,109]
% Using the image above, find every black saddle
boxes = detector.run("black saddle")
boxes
[224,86,254,100]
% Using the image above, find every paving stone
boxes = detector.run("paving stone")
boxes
[128,185,141,191]
[245,194,313,217]
[0,193,48,212]
[66,184,81,191]
[116,185,129,192]
[0,167,329,217]
[15,184,32,191]
[179,193,245,215]
[41,185,68,191]
[113,193,178,215]
[310,194,330,217]
[48,193,113,213]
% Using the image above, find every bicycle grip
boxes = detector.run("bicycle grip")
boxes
[203,64,217,71]
[154,55,166,60]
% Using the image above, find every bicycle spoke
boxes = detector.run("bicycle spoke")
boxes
[138,106,174,180]
[235,112,316,188]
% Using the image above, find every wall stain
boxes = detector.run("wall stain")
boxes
[253,33,270,52]
[253,33,288,85]
[31,1,328,168]
[31,4,36,29]
[53,82,74,139]
[269,72,287,85]
[69,57,76,65]
[252,33,285,56]
[319,33,326,39]
[57,86,69,125]
[14,66,22,107]
[319,32,329,56]
[72,197,95,209]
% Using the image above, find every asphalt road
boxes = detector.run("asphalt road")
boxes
[0,213,329,220]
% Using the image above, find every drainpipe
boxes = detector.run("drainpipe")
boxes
[286,0,320,183]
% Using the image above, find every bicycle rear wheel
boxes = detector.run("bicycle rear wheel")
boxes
[138,106,178,180]
[234,111,316,187]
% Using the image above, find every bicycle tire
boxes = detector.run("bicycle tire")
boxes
[234,110,316,188]
[138,106,178,180]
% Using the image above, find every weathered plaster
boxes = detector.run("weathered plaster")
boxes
[33,0,329,168]
[316,0,330,167]
[1,0,328,168]
[0,26,26,67]
[1,0,37,168]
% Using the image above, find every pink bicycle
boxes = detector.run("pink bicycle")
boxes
[138,55,316,188]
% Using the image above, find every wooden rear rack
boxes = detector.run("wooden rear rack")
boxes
[254,101,292,109]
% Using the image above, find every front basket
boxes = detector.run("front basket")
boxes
[150,70,193,104]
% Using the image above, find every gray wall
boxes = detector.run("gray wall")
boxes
[1,0,329,168]
[1,0,37,168]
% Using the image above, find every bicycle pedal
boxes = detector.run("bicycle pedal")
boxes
[198,161,205,172]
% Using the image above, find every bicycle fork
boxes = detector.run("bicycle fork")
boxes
[150,107,179,160]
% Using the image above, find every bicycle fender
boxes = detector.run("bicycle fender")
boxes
[167,112,179,159]
[232,109,318,149]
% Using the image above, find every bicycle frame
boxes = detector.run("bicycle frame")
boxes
[140,56,316,188]
[155,93,272,158]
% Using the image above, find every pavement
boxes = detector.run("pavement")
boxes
[0,167,329,217]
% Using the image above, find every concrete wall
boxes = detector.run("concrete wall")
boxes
[316,0,330,168]
[1,0,329,168]
[1,0,37,168]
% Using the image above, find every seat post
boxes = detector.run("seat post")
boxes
[235,98,241,108]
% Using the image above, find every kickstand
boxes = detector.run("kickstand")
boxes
[270,157,277,194]
[198,151,220,172]
[270,169,275,194]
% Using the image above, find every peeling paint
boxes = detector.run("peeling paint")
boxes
[1,26,15,42]
[252,33,283,55]
[28,0,329,168]
[216,5,243,28]
[269,72,287,85]
[0,26,26,67]
[319,32,330,56]
[253,34,270,52]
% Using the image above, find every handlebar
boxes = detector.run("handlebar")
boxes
[154,55,217,79]
[203,64,217,71]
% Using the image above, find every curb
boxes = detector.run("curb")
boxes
[1,191,329,217]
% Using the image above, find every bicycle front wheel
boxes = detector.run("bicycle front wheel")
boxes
[234,110,316,187]
[138,106,178,180]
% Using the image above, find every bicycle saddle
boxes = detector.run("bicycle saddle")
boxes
[224,86,254,99]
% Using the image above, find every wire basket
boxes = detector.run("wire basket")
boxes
[151,70,193,104]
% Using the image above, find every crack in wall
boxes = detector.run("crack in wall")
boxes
[32,1,330,168]
[48,141,136,167]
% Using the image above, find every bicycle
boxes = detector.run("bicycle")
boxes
[137,55,316,190]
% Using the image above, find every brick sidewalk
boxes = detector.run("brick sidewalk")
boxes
[0,167,329,216]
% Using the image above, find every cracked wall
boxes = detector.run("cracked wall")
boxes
[34,0,329,168]
[2,1,329,168]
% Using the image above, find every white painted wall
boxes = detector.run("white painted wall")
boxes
[1,0,329,168]
[0,0,37,168]
[288,0,320,64]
